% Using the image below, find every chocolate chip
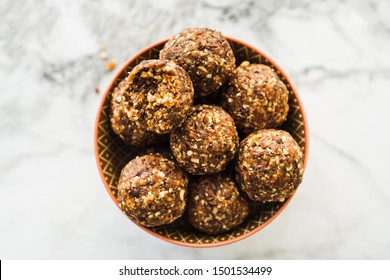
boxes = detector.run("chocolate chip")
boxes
[274,136,282,144]
[129,188,140,198]
[207,198,218,206]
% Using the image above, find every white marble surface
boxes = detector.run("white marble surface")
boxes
[1,0,390,259]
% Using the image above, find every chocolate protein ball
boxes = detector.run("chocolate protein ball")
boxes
[170,105,239,175]
[221,61,289,134]
[235,129,304,202]
[160,28,235,98]
[110,79,160,147]
[124,59,194,134]
[187,173,249,235]
[118,154,188,227]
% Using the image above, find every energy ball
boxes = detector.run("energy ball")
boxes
[221,61,289,134]
[170,105,239,175]
[110,79,160,147]
[187,173,249,235]
[125,59,194,134]
[118,154,188,227]
[235,129,304,202]
[160,28,235,98]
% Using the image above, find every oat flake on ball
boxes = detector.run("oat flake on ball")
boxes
[118,153,188,227]
[170,104,239,175]
[221,61,289,134]
[124,59,194,134]
[235,129,304,202]
[160,28,235,98]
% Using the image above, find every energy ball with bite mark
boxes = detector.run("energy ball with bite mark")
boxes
[187,173,249,235]
[110,79,160,147]
[221,62,289,134]
[160,28,235,98]
[124,59,194,134]
[170,105,239,175]
[235,129,304,202]
[118,153,188,227]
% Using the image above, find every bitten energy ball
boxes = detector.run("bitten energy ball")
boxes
[124,59,194,134]
[221,62,289,134]
[170,105,239,175]
[160,28,235,97]
[235,129,304,202]
[187,173,249,235]
[110,79,159,147]
[118,154,188,227]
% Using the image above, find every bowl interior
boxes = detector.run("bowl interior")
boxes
[95,38,308,247]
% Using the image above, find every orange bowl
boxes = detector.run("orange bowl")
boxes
[94,37,309,247]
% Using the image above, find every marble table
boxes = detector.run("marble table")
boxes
[1,0,389,259]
